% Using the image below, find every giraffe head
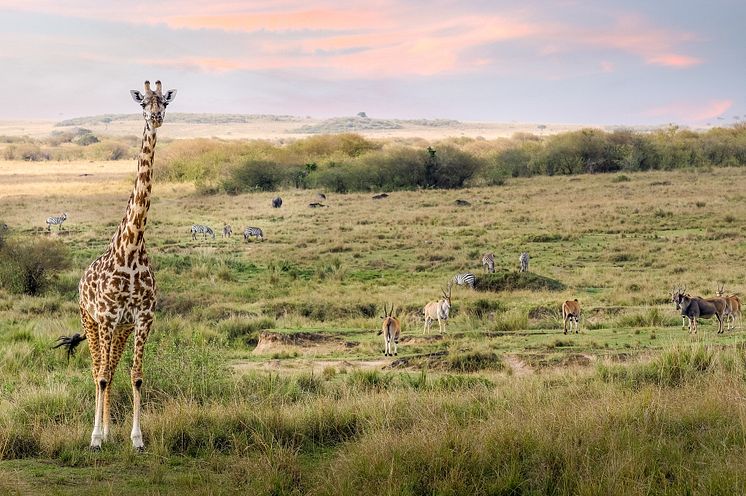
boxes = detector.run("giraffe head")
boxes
[130,80,176,129]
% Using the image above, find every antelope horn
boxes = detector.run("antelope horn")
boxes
[391,306,396,317]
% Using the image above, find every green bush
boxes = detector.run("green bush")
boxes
[0,238,71,295]
[474,271,565,292]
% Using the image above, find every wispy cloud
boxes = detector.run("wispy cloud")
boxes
[646,99,732,122]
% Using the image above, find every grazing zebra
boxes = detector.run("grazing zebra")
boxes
[243,226,264,242]
[519,252,530,272]
[481,253,495,273]
[452,272,476,289]
[191,224,215,240]
[222,224,232,238]
[272,196,283,208]
[46,213,67,231]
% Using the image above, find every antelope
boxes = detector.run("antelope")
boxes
[423,283,452,334]
[716,284,741,330]
[562,299,581,334]
[381,303,401,356]
[679,294,727,334]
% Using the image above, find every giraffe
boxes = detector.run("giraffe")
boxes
[77,80,176,451]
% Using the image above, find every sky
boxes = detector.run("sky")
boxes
[0,0,744,125]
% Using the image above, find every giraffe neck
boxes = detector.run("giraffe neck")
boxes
[111,123,157,255]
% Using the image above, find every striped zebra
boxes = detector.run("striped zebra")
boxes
[46,212,67,231]
[243,226,264,242]
[481,253,495,273]
[191,224,215,240]
[452,272,476,289]
[222,224,233,238]
[519,252,530,272]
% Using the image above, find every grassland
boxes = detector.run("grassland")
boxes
[1,157,746,494]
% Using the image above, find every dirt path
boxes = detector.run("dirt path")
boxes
[232,358,392,374]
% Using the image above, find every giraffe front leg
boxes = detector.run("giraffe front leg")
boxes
[131,315,153,451]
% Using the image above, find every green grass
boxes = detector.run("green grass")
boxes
[2,164,746,494]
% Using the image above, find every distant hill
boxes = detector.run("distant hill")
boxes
[55,113,303,126]
[293,116,460,134]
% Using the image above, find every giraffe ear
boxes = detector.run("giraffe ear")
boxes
[163,89,177,105]
[130,90,145,104]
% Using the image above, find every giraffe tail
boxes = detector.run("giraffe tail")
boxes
[52,333,87,361]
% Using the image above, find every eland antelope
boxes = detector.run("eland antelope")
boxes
[679,294,726,334]
[671,287,691,329]
[381,303,401,356]
[562,299,581,334]
[716,284,741,330]
[424,284,452,334]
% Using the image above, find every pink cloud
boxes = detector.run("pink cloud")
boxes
[645,99,732,122]
[1,1,705,78]
[646,53,702,68]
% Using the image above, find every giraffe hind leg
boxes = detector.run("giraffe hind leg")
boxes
[102,325,133,442]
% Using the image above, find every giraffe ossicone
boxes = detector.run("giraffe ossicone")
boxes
[63,80,176,451]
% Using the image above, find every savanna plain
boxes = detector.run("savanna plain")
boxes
[1,121,746,495]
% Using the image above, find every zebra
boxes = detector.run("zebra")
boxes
[191,224,215,240]
[481,253,495,273]
[452,272,476,289]
[519,252,530,272]
[46,213,67,231]
[222,224,232,238]
[243,227,264,242]
[272,196,283,208]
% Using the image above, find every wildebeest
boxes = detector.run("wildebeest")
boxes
[272,196,282,208]
[562,299,581,334]
[423,284,452,334]
[381,303,401,356]
[679,294,726,334]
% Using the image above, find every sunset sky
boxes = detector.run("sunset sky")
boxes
[1,0,743,125]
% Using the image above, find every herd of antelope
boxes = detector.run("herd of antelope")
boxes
[670,284,741,335]
[378,253,742,354]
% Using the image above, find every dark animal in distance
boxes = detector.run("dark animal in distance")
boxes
[317,192,327,200]
[272,197,283,208]
[454,199,471,206]
[308,202,327,208]
[372,193,389,200]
